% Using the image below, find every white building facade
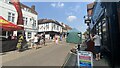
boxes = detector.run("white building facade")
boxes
[38,19,63,39]
[0,0,38,41]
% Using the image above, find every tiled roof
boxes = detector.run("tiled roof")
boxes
[87,2,95,10]
[20,3,38,15]
[64,24,72,30]
[38,19,62,26]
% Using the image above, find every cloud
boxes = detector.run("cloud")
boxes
[70,5,81,13]
[65,12,73,16]
[67,16,77,22]
[58,2,64,7]
[65,5,81,16]
[51,3,56,7]
[51,2,64,8]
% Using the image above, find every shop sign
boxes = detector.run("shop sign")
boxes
[77,51,93,68]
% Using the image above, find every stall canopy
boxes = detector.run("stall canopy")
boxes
[66,28,82,44]
[0,16,24,31]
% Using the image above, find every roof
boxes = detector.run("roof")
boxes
[65,24,72,30]
[38,19,62,26]
[87,2,95,10]
[20,3,38,15]
[67,28,81,33]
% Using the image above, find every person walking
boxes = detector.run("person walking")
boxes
[38,34,42,47]
[16,34,24,52]
[55,35,58,45]
[92,34,101,61]
[84,34,94,54]
[33,34,38,49]
[42,33,45,46]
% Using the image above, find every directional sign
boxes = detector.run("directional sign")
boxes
[77,51,93,68]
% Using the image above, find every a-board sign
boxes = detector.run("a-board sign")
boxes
[77,51,93,68]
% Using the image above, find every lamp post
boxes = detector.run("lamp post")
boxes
[77,33,81,51]
[84,15,91,38]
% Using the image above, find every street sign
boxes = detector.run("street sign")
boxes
[77,51,93,68]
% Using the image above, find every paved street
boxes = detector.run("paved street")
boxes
[1,39,110,67]
[2,39,75,66]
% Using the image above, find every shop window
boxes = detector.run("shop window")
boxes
[102,22,107,46]
[103,23,106,32]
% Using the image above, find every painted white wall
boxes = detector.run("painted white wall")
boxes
[0,1,38,41]
[22,9,38,41]
[38,23,62,32]
[38,22,63,39]
[0,1,18,25]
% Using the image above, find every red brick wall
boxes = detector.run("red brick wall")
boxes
[87,3,94,16]
[87,9,93,16]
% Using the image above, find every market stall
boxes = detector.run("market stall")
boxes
[0,16,24,52]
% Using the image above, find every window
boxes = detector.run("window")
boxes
[53,24,56,30]
[25,18,28,25]
[32,19,37,29]
[52,23,54,30]
[30,18,32,21]
[57,25,59,30]
[8,12,15,23]
[11,13,15,23]
[23,17,28,25]
[23,17,25,24]
[34,20,36,27]
[8,12,11,21]
[46,23,49,30]
[28,32,31,38]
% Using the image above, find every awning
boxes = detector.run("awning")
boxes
[0,16,24,31]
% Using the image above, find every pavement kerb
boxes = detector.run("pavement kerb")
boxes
[61,52,72,68]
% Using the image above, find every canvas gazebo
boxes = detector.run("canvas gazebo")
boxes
[0,16,23,31]
[66,28,82,44]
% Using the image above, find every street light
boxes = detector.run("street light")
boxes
[84,15,91,38]
[77,33,81,51]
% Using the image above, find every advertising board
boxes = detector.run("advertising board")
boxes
[77,51,93,68]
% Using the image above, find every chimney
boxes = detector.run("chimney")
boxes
[31,5,35,10]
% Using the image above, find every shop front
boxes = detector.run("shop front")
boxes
[91,2,120,67]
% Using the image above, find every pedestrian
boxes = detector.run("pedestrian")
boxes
[42,33,45,46]
[8,34,12,40]
[60,34,62,41]
[92,34,101,61]
[30,38,34,48]
[16,34,24,52]
[38,34,42,47]
[55,35,58,45]
[84,34,94,54]
[33,34,38,49]
[11,34,17,40]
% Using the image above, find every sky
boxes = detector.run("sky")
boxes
[21,2,92,33]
